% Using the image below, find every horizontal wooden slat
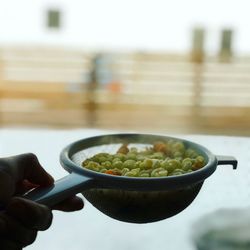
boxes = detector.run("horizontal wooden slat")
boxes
[0,46,250,135]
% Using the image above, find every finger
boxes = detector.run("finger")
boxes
[0,169,16,203]
[0,213,37,247]
[53,196,84,212]
[15,180,40,196]
[0,153,54,187]
[0,238,22,250]
[6,197,53,231]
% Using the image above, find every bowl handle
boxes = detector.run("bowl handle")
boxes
[22,173,94,207]
[216,155,237,169]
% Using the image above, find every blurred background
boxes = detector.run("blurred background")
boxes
[1,0,250,135]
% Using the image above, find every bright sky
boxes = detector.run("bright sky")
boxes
[0,0,249,54]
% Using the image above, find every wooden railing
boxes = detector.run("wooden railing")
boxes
[0,46,250,135]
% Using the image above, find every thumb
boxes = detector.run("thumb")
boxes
[0,153,54,187]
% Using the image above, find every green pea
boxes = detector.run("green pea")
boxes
[141,149,154,155]
[173,151,183,158]
[121,168,130,175]
[139,173,150,177]
[185,149,198,158]
[182,158,193,171]
[82,159,90,166]
[113,160,123,169]
[151,167,165,177]
[99,156,108,163]
[197,155,205,163]
[123,159,136,169]
[82,140,206,177]
[169,171,182,176]
[136,155,145,161]
[152,159,161,169]
[113,168,122,175]
[135,161,142,168]
[160,160,168,168]
[107,154,114,161]
[158,170,168,176]
[165,159,181,172]
[132,168,140,175]
[172,142,185,153]
[115,153,126,161]
[139,170,151,175]
[172,168,185,175]
[101,161,112,169]
[127,152,137,160]
[151,168,159,177]
[125,168,140,177]
[124,171,134,177]
[144,159,153,169]
[112,157,121,163]
[170,168,185,176]
[86,161,101,171]
[92,153,109,163]
[151,152,165,160]
[139,161,146,169]
[192,155,206,170]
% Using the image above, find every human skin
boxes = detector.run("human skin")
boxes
[0,153,84,250]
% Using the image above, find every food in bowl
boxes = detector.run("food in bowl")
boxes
[81,141,206,177]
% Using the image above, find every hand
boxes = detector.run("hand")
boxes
[0,153,84,250]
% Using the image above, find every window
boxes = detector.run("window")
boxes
[47,9,61,29]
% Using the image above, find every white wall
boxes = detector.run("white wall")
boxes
[0,0,249,54]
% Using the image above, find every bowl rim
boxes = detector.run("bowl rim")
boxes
[60,133,217,191]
